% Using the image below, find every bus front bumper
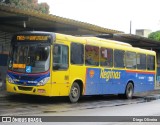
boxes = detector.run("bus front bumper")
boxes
[6,81,70,97]
[6,81,52,96]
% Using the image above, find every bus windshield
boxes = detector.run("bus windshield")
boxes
[8,44,50,73]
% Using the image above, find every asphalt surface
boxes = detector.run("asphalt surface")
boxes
[1,88,160,101]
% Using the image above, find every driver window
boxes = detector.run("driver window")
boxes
[53,44,69,70]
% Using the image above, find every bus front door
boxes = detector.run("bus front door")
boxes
[52,43,70,96]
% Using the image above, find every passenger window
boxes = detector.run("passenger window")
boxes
[147,55,155,70]
[85,45,99,66]
[137,53,146,70]
[114,50,125,68]
[100,47,113,67]
[71,43,84,65]
[53,44,68,70]
[126,51,136,69]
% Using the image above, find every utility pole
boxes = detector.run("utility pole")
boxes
[130,20,132,34]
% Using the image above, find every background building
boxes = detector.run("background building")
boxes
[136,29,152,37]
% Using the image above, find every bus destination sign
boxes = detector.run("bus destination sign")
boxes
[16,35,49,41]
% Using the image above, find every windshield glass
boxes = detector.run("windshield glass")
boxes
[8,44,50,73]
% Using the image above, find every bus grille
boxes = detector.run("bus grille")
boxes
[18,86,33,91]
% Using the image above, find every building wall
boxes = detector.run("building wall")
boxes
[136,29,152,37]
[0,31,12,54]
[0,31,12,90]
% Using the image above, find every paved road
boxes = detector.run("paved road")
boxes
[0,90,160,116]
[0,90,160,125]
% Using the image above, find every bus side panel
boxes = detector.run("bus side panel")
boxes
[126,71,155,93]
[51,70,70,96]
[69,65,86,95]
[85,68,126,95]
[84,68,155,95]
[141,73,155,91]
[85,68,100,95]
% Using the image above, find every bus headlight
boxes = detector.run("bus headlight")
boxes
[37,77,50,86]
[7,75,14,83]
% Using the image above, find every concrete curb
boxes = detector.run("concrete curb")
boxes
[144,94,160,101]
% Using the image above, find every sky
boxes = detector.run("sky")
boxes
[38,0,160,34]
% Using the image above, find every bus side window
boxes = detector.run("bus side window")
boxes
[100,47,113,67]
[147,55,155,70]
[137,53,146,70]
[85,45,99,66]
[71,42,84,65]
[114,50,125,68]
[53,44,69,70]
[126,51,136,69]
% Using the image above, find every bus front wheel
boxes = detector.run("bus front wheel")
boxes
[125,82,134,99]
[69,82,80,103]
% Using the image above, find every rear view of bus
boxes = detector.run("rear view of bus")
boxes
[6,31,54,96]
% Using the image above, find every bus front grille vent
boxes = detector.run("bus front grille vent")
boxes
[18,86,33,91]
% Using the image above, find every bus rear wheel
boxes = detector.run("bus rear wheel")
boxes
[125,82,134,99]
[69,82,80,103]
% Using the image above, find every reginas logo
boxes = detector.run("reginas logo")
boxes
[100,69,121,81]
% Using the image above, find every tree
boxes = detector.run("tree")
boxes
[0,0,50,14]
[148,31,160,41]
[38,3,49,14]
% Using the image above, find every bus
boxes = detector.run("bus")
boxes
[6,31,156,103]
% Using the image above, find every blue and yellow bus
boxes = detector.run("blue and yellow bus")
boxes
[6,31,156,102]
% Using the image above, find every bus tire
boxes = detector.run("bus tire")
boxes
[69,82,80,103]
[125,82,134,99]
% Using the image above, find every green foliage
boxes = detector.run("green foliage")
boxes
[148,31,160,41]
[38,3,49,14]
[1,0,50,14]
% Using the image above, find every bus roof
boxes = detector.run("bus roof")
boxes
[55,33,131,47]
[81,37,132,47]
[55,32,156,55]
